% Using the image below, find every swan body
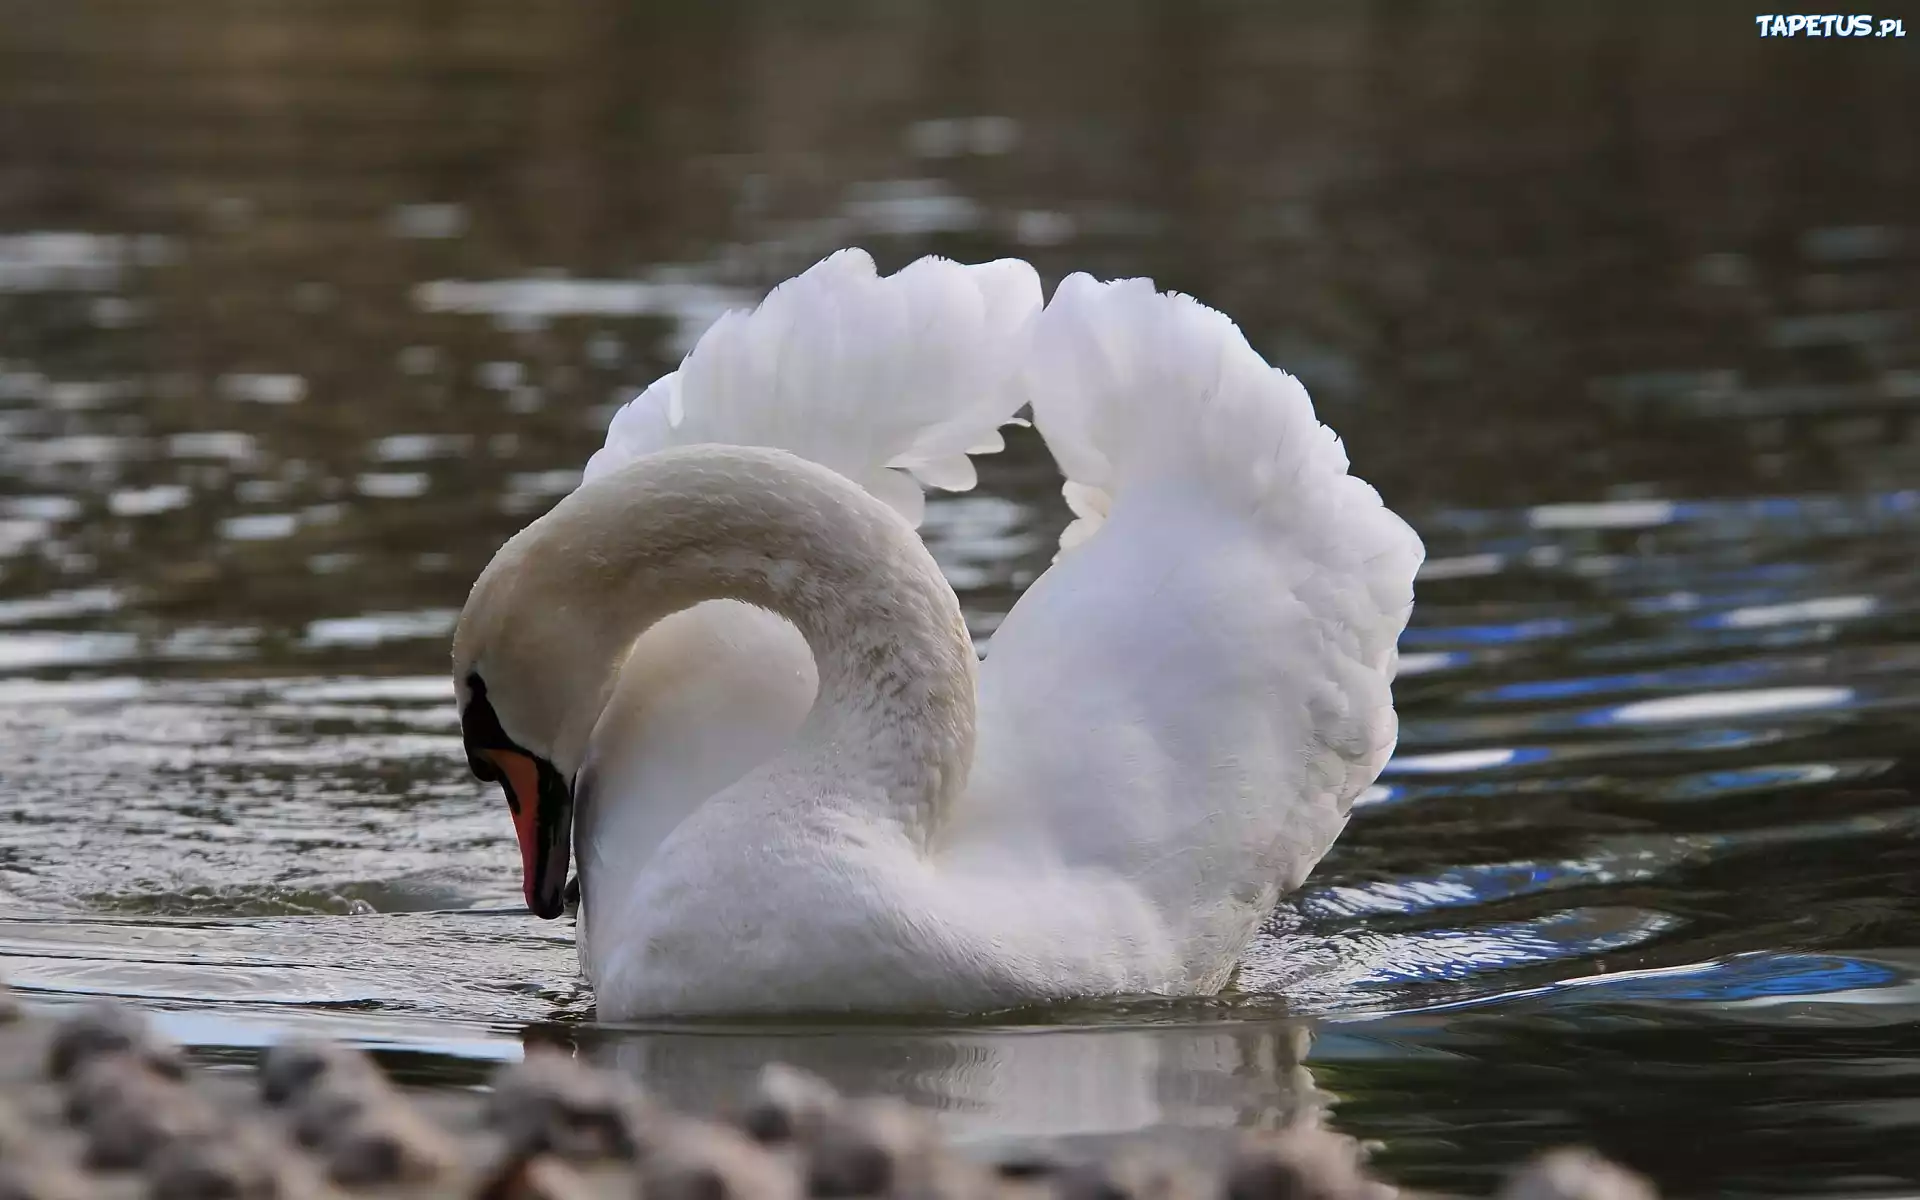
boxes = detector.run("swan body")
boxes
[452,251,1422,1016]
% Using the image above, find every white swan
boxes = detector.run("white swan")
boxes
[452,251,1423,1017]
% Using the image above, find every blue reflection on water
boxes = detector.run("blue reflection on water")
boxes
[1379,746,1553,776]
[1479,659,1779,704]
[1655,759,1893,802]
[1402,617,1598,647]
[1577,685,1855,730]
[1302,908,1683,998]
[1575,625,1832,664]
[1396,650,1472,677]
[1568,953,1902,1003]
[1663,764,1832,800]
[1422,489,1920,536]
[1678,728,1772,750]
[1302,858,1599,921]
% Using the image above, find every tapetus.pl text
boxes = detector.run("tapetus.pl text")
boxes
[1755,14,1906,36]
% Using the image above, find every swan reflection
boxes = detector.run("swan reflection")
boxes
[583,1018,1324,1154]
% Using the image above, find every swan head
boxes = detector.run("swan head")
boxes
[452,513,625,921]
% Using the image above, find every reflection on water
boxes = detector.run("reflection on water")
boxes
[1,3,1917,1196]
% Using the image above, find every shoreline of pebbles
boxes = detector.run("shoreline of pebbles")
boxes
[0,984,1655,1200]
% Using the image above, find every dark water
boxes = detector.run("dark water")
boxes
[2,3,1918,1195]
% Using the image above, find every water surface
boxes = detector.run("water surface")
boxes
[1,4,1917,1196]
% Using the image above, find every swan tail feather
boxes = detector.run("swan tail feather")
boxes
[584,249,1042,526]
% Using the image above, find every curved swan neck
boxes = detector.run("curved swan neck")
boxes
[459,445,977,839]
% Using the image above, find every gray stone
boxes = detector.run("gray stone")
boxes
[485,1048,653,1162]
[1500,1148,1658,1200]
[1222,1124,1393,1200]
[258,1040,382,1108]
[46,1003,183,1083]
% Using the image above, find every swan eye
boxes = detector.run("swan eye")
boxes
[468,753,503,785]
[459,672,519,798]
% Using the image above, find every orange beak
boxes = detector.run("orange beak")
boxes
[481,747,572,918]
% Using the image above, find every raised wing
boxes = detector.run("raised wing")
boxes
[955,273,1424,988]
[583,248,1041,525]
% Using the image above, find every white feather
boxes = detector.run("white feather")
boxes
[582,248,1042,523]
[954,271,1425,987]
